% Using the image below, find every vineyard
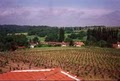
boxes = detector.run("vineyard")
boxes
[0,47,120,80]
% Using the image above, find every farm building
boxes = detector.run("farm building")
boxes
[113,42,120,49]
[61,42,69,47]
[0,68,81,81]
[74,42,85,47]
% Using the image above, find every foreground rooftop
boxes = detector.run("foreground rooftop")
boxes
[0,68,81,81]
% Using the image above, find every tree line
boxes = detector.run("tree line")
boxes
[0,25,120,51]
[86,27,120,47]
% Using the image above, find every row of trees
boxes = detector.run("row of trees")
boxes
[86,27,120,47]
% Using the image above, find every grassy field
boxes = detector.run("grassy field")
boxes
[0,47,120,80]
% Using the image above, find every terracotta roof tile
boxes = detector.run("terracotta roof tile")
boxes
[0,68,81,81]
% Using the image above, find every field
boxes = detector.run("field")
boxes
[0,47,120,80]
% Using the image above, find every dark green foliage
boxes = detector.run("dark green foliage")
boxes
[45,34,58,42]
[33,37,39,43]
[0,42,4,51]
[97,40,107,47]
[0,25,29,34]
[86,27,119,47]
[0,34,28,51]
[118,33,120,41]
[68,33,78,39]
[14,35,28,47]
[0,25,119,49]
[28,26,59,42]
[65,37,73,46]
[64,37,72,42]
[65,28,73,33]
[58,28,65,42]
[86,35,97,46]
[69,40,74,46]
[28,26,59,37]
[78,31,87,39]
[68,31,87,40]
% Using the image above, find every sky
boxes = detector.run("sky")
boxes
[0,0,120,27]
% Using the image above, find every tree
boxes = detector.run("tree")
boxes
[118,33,120,41]
[69,40,74,46]
[45,34,58,42]
[0,42,4,51]
[64,37,72,42]
[58,28,65,42]
[33,37,39,43]
[87,29,92,40]
[86,27,119,47]
[0,35,18,51]
[68,33,78,39]
[97,40,107,47]
[65,28,73,33]
[86,35,97,46]
[78,31,87,40]
[107,36,113,47]
[28,26,59,37]
[14,34,28,47]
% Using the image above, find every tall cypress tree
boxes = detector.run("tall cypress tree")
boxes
[58,28,65,42]
[87,29,91,40]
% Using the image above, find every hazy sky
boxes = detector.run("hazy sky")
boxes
[0,0,120,26]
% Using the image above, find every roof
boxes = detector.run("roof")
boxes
[74,42,84,46]
[17,46,26,49]
[117,42,120,44]
[0,68,81,81]
[113,42,120,48]
[47,42,62,45]
[61,42,69,45]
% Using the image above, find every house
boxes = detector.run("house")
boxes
[29,42,38,48]
[113,42,120,49]
[61,42,69,47]
[0,68,82,81]
[74,42,85,47]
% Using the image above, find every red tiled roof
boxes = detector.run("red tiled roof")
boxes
[62,42,69,45]
[74,42,84,46]
[18,46,26,49]
[0,68,81,81]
